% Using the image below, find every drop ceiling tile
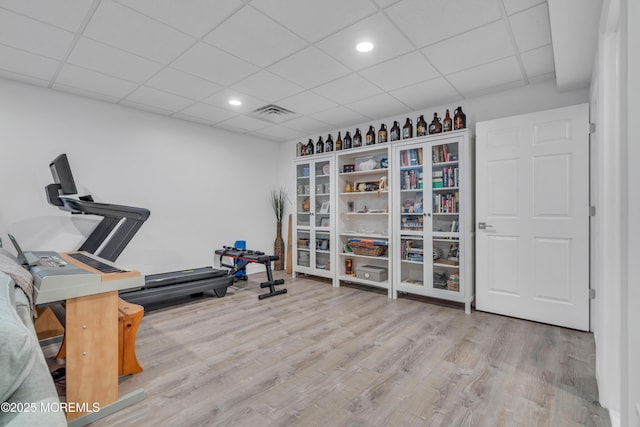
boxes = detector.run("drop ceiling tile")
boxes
[316,13,414,71]
[251,0,376,43]
[171,113,217,126]
[230,70,304,103]
[172,42,259,86]
[422,21,514,75]
[0,70,49,87]
[277,91,338,115]
[521,44,555,78]
[447,56,524,96]
[372,0,401,8]
[502,0,546,15]
[250,124,303,140]
[67,38,163,83]
[385,0,501,47]
[55,64,138,99]
[216,114,271,133]
[0,8,74,59]
[52,83,121,103]
[312,74,383,105]
[124,86,195,112]
[389,77,461,111]
[509,2,551,52]
[119,99,173,115]
[204,6,307,68]
[0,44,59,81]
[202,89,266,114]
[345,93,410,121]
[177,102,237,123]
[114,0,243,38]
[146,68,222,101]
[267,46,351,89]
[282,116,332,133]
[359,51,439,91]
[0,0,94,31]
[84,0,195,63]
[309,106,369,128]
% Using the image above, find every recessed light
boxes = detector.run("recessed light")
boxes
[229,99,242,106]
[356,41,374,53]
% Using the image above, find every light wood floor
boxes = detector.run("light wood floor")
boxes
[85,273,609,427]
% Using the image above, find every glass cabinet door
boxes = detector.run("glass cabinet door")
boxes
[294,157,334,278]
[398,145,429,290]
[430,141,460,294]
[295,162,312,268]
[314,159,331,271]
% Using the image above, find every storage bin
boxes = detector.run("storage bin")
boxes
[355,265,388,282]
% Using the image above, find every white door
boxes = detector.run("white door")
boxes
[475,104,590,331]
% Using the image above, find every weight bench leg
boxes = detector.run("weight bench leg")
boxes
[258,260,287,299]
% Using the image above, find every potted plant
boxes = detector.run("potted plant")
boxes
[270,187,287,270]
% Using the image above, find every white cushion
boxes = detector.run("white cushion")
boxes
[0,273,36,402]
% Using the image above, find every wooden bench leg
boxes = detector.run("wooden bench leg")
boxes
[118,298,143,376]
[56,297,144,376]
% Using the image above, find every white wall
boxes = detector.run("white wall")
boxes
[0,79,281,275]
[621,0,640,424]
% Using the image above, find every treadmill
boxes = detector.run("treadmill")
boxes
[45,153,233,308]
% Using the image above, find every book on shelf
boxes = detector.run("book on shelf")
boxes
[401,148,423,167]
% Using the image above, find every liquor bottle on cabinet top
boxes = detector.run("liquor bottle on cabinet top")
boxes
[416,115,428,136]
[443,109,452,132]
[390,121,401,141]
[343,131,352,149]
[454,106,466,130]
[378,123,388,143]
[366,125,376,145]
[402,118,413,139]
[429,113,442,134]
[316,135,324,153]
[335,131,343,151]
[325,134,334,152]
[306,138,314,155]
[353,128,362,148]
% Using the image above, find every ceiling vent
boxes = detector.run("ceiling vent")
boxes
[251,104,299,124]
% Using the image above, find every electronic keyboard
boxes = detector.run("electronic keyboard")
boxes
[27,250,143,304]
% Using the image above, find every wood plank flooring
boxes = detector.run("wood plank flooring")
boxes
[84,273,609,427]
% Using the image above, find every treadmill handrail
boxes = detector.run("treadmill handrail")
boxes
[58,197,150,220]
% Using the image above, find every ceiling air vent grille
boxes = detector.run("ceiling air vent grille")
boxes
[251,104,298,124]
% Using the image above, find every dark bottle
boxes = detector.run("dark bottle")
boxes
[343,131,352,149]
[402,118,413,139]
[316,136,324,153]
[390,121,401,141]
[416,114,428,137]
[378,123,388,143]
[428,113,442,134]
[335,131,343,151]
[366,125,376,145]
[454,106,466,130]
[353,128,362,148]
[325,134,334,152]
[443,109,452,132]
[306,138,314,155]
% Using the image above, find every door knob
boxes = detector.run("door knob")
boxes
[478,222,493,230]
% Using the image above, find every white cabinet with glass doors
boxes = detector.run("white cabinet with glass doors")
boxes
[393,130,473,312]
[292,154,335,282]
